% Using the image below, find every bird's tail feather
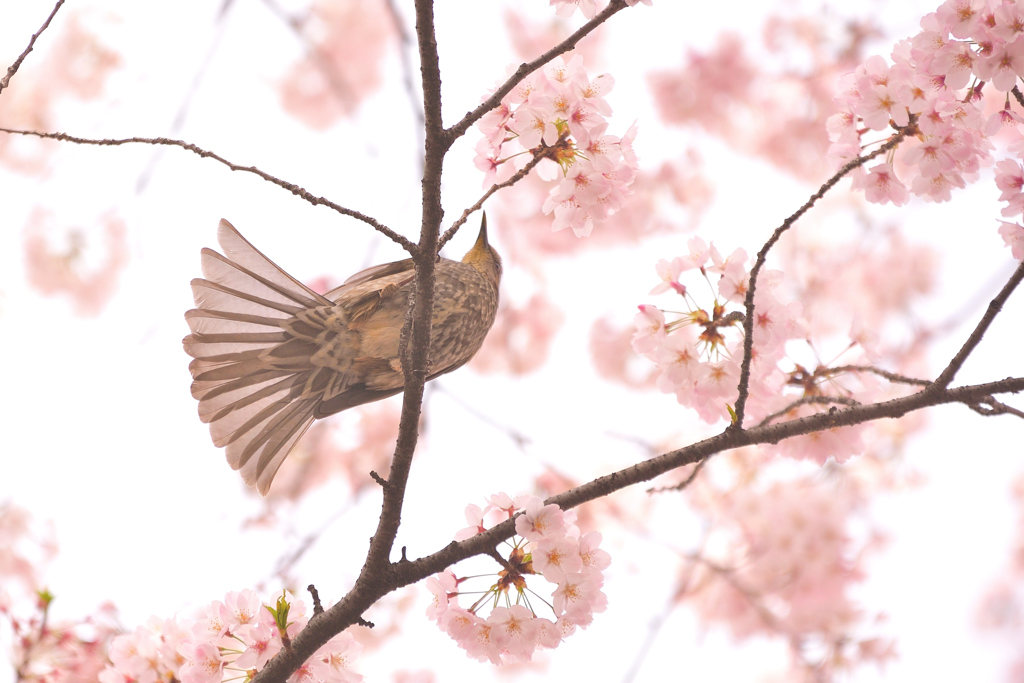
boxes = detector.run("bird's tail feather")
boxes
[183,219,332,494]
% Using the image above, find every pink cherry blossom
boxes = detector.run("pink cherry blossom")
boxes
[234,622,280,670]
[487,606,541,658]
[311,632,363,683]
[429,494,609,663]
[515,498,565,540]
[631,304,666,355]
[178,643,222,683]
[474,56,639,237]
[975,35,1024,91]
[855,163,911,206]
[425,571,457,623]
[221,590,262,632]
[533,536,584,582]
[998,220,1024,259]
[553,572,601,618]
[936,0,986,39]
[550,0,598,20]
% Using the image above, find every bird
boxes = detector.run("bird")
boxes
[183,217,502,495]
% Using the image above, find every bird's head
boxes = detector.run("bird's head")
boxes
[461,213,503,287]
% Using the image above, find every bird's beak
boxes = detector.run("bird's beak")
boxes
[475,213,489,248]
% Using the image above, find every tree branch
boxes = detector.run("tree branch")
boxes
[0,127,412,250]
[731,126,913,429]
[249,372,1024,683]
[437,153,545,252]
[0,0,65,95]
[829,364,931,387]
[967,395,1024,419]
[250,6,448,683]
[755,394,861,428]
[932,257,1024,389]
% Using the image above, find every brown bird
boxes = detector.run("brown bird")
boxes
[183,217,501,494]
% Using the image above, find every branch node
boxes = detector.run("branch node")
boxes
[306,584,324,615]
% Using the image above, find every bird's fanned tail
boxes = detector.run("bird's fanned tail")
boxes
[184,215,502,495]
[183,219,333,494]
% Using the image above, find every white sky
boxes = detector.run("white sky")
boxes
[1,1,1023,681]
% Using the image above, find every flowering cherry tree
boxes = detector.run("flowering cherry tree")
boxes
[2,0,1023,682]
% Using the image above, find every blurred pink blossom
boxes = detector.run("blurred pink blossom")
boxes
[471,293,564,375]
[23,210,129,317]
[280,0,394,129]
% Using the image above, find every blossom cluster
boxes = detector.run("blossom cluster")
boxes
[2,590,119,683]
[685,475,895,675]
[426,494,610,664]
[995,159,1024,258]
[826,0,1024,259]
[549,0,652,20]
[632,237,879,464]
[279,0,393,129]
[475,55,639,237]
[23,209,129,317]
[97,591,361,683]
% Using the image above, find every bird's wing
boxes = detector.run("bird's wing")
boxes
[322,258,415,301]
[184,219,331,494]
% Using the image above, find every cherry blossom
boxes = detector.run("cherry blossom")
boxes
[427,494,609,664]
[475,55,640,237]
[998,220,1024,259]
[633,242,812,430]
[822,0,1024,250]
[92,591,361,683]
[683,473,893,676]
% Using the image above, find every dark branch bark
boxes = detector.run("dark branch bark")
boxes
[249,6,448,682]
[0,0,65,95]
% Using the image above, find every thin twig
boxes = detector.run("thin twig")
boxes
[0,0,66,95]
[756,395,861,428]
[384,0,425,174]
[932,258,1024,389]
[437,154,545,252]
[647,457,710,494]
[731,127,912,429]
[1013,85,1024,109]
[685,554,796,638]
[829,364,931,386]
[967,396,1024,419]
[0,127,413,250]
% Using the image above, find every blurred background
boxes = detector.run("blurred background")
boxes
[1,0,1023,681]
